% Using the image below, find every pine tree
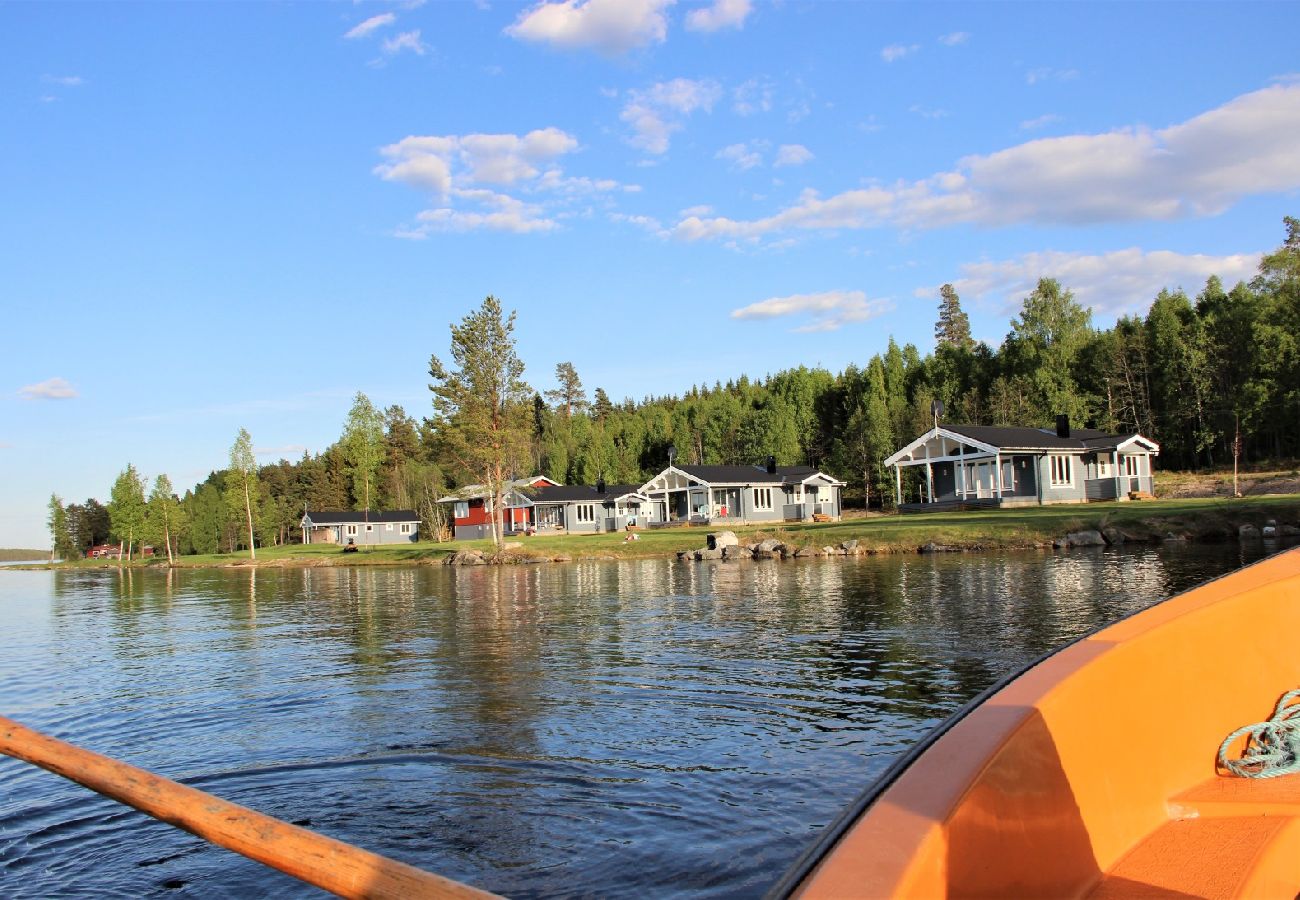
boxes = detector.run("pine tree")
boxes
[428,296,532,547]
[545,362,587,418]
[935,283,974,350]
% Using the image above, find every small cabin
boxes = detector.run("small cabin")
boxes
[300,510,421,545]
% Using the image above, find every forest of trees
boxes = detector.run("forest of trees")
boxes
[47,217,1300,557]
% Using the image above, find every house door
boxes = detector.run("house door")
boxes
[537,506,562,529]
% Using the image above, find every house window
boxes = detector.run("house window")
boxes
[787,485,803,504]
[385,523,393,531]
[1125,455,1142,476]
[400,523,411,534]
[453,501,469,519]
[1097,457,1111,477]
[365,524,373,532]
[1001,461,1015,491]
[346,525,357,536]
[753,488,772,510]
[1049,455,1073,487]
[576,504,595,523]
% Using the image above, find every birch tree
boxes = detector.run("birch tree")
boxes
[146,474,183,564]
[227,428,259,559]
[108,465,146,560]
[428,296,532,548]
[342,391,385,513]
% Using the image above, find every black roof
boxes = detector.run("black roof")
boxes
[303,510,420,524]
[676,464,824,485]
[945,424,1140,451]
[530,484,643,504]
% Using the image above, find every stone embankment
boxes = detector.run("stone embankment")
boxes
[673,530,865,562]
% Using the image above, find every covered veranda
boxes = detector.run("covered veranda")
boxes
[884,427,1016,509]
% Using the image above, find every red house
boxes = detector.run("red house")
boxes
[439,476,558,540]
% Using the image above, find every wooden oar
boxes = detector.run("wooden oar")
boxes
[0,715,500,899]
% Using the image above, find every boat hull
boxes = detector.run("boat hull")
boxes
[782,546,1300,898]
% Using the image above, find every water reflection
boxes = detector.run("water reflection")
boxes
[6,543,1290,898]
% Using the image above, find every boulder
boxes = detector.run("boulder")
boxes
[1066,530,1107,547]
[695,548,724,560]
[1262,520,1278,537]
[676,550,694,561]
[1100,526,1126,546]
[722,545,752,560]
[445,549,484,566]
[707,531,739,550]
[1281,524,1300,537]
[551,555,572,562]
[756,538,785,553]
[840,539,860,552]
[1238,524,1261,541]
[753,549,781,560]
[793,547,818,558]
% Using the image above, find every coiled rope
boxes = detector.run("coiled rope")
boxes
[1217,689,1300,778]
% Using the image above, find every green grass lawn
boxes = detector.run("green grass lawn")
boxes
[33,494,1300,570]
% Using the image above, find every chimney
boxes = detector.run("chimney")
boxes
[667,445,677,467]
[1056,415,1070,439]
[766,455,777,474]
[597,477,606,494]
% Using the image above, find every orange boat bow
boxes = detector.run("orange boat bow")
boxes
[784,547,1300,899]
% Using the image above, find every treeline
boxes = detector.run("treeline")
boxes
[47,217,1300,557]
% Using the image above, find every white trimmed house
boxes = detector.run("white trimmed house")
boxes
[638,460,844,526]
[301,510,421,545]
[884,421,1159,511]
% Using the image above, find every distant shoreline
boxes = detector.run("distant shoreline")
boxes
[9,495,1300,572]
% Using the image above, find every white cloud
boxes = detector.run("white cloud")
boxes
[717,141,763,170]
[732,77,773,116]
[609,212,668,237]
[881,43,919,63]
[685,0,752,32]
[382,29,427,55]
[731,290,894,332]
[506,0,673,55]
[345,13,396,39]
[774,144,813,167]
[680,204,713,217]
[1020,113,1063,131]
[938,31,969,46]
[18,377,78,400]
[41,74,84,86]
[621,77,722,153]
[673,84,1300,239]
[0,441,12,450]
[1026,67,1079,85]
[909,104,949,120]
[376,128,632,234]
[920,248,1262,318]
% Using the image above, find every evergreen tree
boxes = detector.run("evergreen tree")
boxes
[428,296,532,547]
[935,283,974,350]
[592,387,613,422]
[545,362,588,418]
[1002,278,1093,425]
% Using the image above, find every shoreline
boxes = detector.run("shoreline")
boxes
[11,495,1300,572]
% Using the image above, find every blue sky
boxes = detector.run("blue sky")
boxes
[3,0,1298,548]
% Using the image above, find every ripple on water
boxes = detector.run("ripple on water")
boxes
[0,543,1287,897]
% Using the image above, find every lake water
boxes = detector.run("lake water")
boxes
[0,543,1289,897]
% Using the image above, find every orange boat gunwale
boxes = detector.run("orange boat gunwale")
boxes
[769,546,1300,899]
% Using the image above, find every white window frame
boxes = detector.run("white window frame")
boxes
[453,501,469,519]
[1096,457,1111,477]
[400,523,411,534]
[385,523,393,531]
[365,524,373,532]
[576,503,595,523]
[346,525,358,536]
[1125,455,1142,477]
[753,487,772,510]
[1049,455,1073,487]
[1001,460,1015,491]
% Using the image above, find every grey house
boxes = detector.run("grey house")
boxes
[301,510,420,545]
[523,483,659,534]
[885,422,1159,511]
[638,460,844,526]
